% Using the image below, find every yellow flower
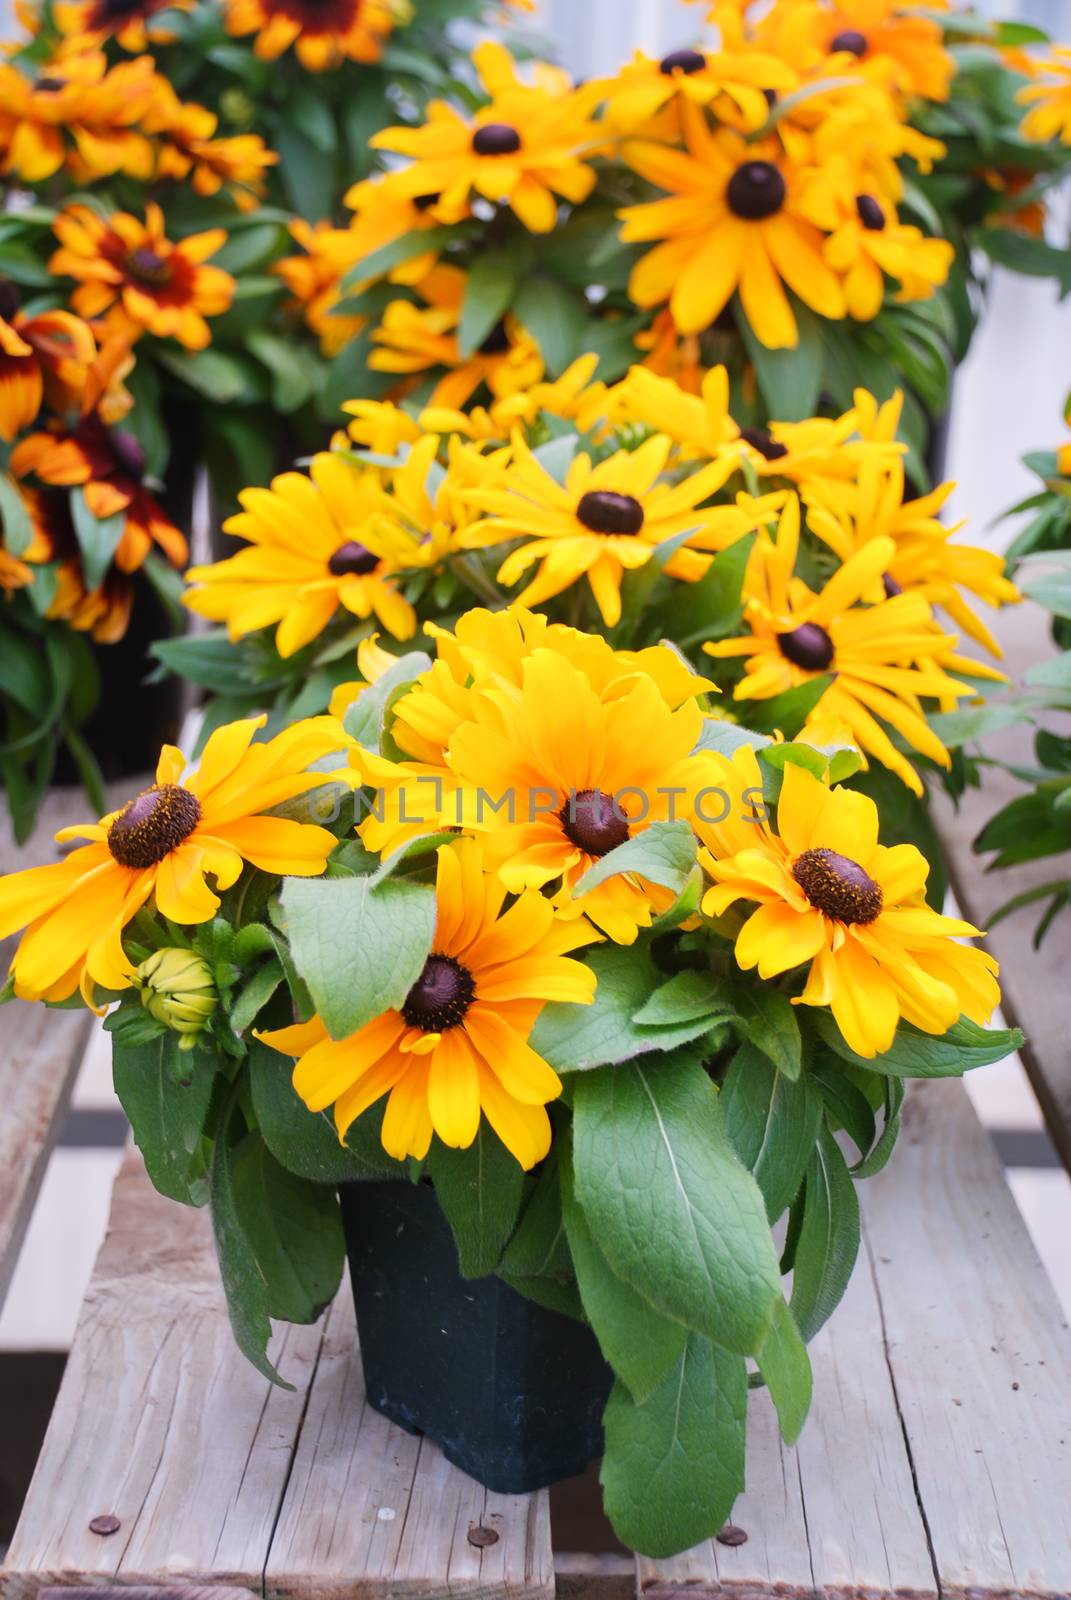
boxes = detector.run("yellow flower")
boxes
[274,219,367,355]
[460,431,749,625]
[185,451,418,657]
[600,43,797,135]
[619,105,846,347]
[697,748,998,1057]
[224,0,407,69]
[369,41,601,233]
[1019,48,1071,145]
[0,52,159,183]
[146,87,278,211]
[53,0,193,49]
[50,203,234,351]
[812,0,955,104]
[705,495,971,794]
[260,838,596,1168]
[801,445,1019,656]
[0,716,346,1004]
[370,264,545,411]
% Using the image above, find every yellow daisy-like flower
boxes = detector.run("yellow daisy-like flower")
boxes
[705,496,971,795]
[600,43,797,135]
[369,41,601,233]
[50,203,234,351]
[0,52,161,184]
[812,0,955,104]
[801,449,1019,657]
[0,716,346,1005]
[460,431,749,626]
[224,0,406,69]
[52,0,193,52]
[698,747,998,1057]
[260,838,597,1168]
[354,628,718,944]
[1019,48,1071,146]
[185,451,418,657]
[619,105,846,347]
[370,264,545,412]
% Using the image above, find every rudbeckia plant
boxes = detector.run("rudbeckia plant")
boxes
[0,603,1020,1559]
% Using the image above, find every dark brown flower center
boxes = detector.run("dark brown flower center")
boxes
[108,783,202,869]
[0,278,21,322]
[576,490,645,535]
[35,75,66,91]
[831,29,868,57]
[413,191,442,211]
[659,48,706,75]
[727,161,786,221]
[472,122,522,156]
[402,954,475,1032]
[882,571,902,598]
[559,788,630,857]
[778,622,835,672]
[109,429,147,479]
[126,247,171,286]
[856,194,885,231]
[328,540,379,576]
[740,426,788,461]
[479,318,512,355]
[763,87,778,107]
[792,847,883,924]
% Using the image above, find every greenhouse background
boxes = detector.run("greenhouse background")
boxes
[2,0,1071,1570]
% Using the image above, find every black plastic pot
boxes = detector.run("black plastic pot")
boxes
[338,1178,613,1493]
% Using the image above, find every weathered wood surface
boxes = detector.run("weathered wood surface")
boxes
[930,596,1071,1171]
[5,1076,1070,1600]
[0,789,102,1310]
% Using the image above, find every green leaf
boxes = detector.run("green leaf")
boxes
[789,1126,860,1343]
[746,675,832,738]
[157,345,265,404]
[458,252,518,357]
[428,1125,526,1277]
[513,275,586,376]
[573,819,698,899]
[211,1106,285,1386]
[249,1040,398,1181]
[213,222,284,275]
[0,624,51,717]
[229,959,284,1036]
[530,944,719,1072]
[246,328,316,413]
[671,533,757,648]
[70,488,125,591]
[342,650,432,750]
[280,874,436,1042]
[721,1042,822,1220]
[499,1147,572,1279]
[600,1335,747,1558]
[731,984,802,1080]
[633,969,736,1029]
[226,1130,345,1324]
[112,1034,217,1206]
[562,1151,687,1402]
[274,122,336,222]
[150,629,262,694]
[0,473,34,556]
[740,302,824,420]
[815,1012,1023,1077]
[572,1054,781,1354]
[755,1297,812,1445]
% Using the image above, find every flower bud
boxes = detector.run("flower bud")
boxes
[136,948,217,1050]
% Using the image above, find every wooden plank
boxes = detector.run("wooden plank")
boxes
[264,1289,555,1600]
[637,1202,936,1600]
[862,1077,1071,1600]
[929,597,1071,1170]
[2,1147,554,1600]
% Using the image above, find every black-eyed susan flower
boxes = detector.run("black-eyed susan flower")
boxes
[813,0,954,104]
[801,450,1020,656]
[370,264,545,411]
[0,53,159,183]
[1019,48,1071,145]
[600,43,797,136]
[619,105,846,347]
[260,838,597,1168]
[53,0,194,51]
[460,431,750,626]
[705,495,971,794]
[0,295,97,443]
[0,716,346,1004]
[146,86,278,210]
[50,204,234,351]
[184,451,417,657]
[13,412,188,576]
[20,486,152,643]
[224,0,405,68]
[697,747,999,1057]
[274,220,368,355]
[370,41,601,233]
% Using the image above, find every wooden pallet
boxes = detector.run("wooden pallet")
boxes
[2,1070,1069,1600]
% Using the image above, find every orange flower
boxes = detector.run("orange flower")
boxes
[52,0,194,50]
[51,204,234,351]
[0,53,159,183]
[0,291,99,443]
[21,488,135,643]
[144,85,278,210]
[224,0,406,70]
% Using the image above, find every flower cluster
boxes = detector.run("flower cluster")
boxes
[180,369,1018,800]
